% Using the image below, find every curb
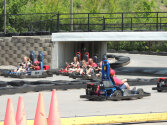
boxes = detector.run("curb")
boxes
[1,112,167,125]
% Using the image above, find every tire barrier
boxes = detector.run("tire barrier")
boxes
[107,54,130,68]
[116,67,167,77]
[0,78,157,96]
[2,89,61,125]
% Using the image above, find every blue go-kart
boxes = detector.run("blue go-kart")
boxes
[80,60,150,101]
[5,51,51,79]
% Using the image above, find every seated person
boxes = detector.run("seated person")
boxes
[66,56,80,71]
[88,58,97,68]
[110,68,130,90]
[16,56,31,72]
[86,58,98,76]
[79,60,88,75]
[30,61,41,70]
[95,61,102,77]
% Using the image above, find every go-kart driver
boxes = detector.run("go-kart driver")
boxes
[86,58,98,76]
[16,56,31,72]
[79,60,88,75]
[65,56,80,71]
[30,61,41,70]
[95,61,102,77]
[110,68,130,90]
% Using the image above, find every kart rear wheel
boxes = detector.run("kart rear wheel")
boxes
[137,88,144,99]
[157,89,162,92]
[157,83,162,92]
[112,90,122,101]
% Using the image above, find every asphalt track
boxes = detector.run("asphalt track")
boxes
[0,53,167,124]
[113,53,167,77]
[0,85,167,120]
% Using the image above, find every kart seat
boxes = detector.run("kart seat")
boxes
[38,51,43,70]
[84,54,89,62]
[93,56,98,63]
[76,54,81,62]
[30,51,35,64]
[101,80,114,88]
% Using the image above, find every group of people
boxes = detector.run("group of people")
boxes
[65,56,130,90]
[13,56,41,72]
[65,56,102,77]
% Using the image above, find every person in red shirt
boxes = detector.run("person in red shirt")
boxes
[86,58,98,76]
[110,68,130,90]
[31,61,41,70]
[95,61,102,77]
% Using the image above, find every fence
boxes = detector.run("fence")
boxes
[0,12,167,36]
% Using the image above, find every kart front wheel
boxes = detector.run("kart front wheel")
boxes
[112,90,122,101]
[157,89,162,92]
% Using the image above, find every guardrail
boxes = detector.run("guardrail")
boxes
[0,12,167,36]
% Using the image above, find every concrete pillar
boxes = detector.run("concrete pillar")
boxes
[51,42,59,68]
[101,41,107,58]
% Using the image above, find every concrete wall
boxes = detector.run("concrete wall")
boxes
[0,36,53,67]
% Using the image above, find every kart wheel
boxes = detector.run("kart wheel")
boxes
[137,88,144,99]
[157,89,162,92]
[112,90,122,101]
[157,82,162,92]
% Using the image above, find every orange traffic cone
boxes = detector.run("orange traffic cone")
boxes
[48,89,61,125]
[4,98,16,125]
[34,92,47,125]
[16,96,27,125]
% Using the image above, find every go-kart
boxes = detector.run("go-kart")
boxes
[5,51,52,79]
[69,54,99,80]
[80,60,151,101]
[152,78,167,92]
[69,67,99,80]
[54,52,82,76]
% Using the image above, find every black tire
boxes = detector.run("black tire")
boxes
[0,81,7,87]
[137,88,144,99]
[157,82,162,92]
[157,89,162,92]
[8,80,25,86]
[112,90,122,101]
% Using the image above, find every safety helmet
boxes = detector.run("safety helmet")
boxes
[110,68,115,76]
[34,61,39,64]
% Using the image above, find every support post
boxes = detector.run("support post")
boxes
[57,12,60,32]
[88,14,90,31]
[122,13,124,32]
[131,17,132,31]
[103,16,105,31]
[4,0,6,34]
[70,0,73,31]
[156,12,159,31]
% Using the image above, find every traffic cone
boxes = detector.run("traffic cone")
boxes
[4,98,16,125]
[34,92,47,125]
[16,96,27,125]
[48,89,61,125]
